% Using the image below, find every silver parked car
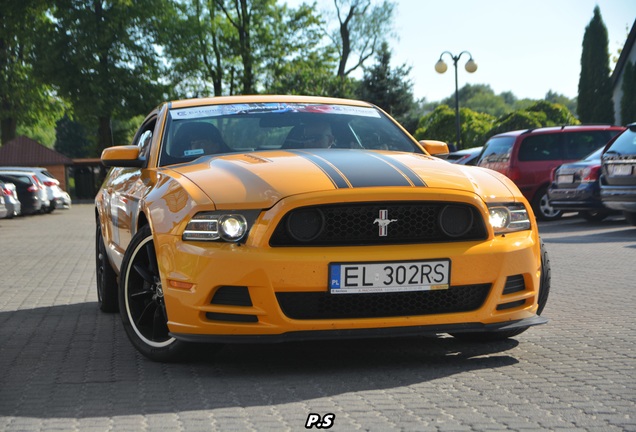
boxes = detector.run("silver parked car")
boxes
[0,168,52,212]
[0,172,46,214]
[0,186,7,219]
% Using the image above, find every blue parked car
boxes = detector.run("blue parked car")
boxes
[548,146,617,222]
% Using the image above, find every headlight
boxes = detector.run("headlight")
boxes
[488,204,531,234]
[182,211,259,242]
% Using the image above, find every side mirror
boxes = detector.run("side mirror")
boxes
[419,140,450,156]
[101,145,143,168]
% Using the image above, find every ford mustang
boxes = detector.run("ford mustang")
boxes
[95,95,550,362]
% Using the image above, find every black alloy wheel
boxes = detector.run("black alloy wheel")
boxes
[119,225,190,362]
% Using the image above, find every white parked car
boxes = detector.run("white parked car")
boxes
[0,167,64,212]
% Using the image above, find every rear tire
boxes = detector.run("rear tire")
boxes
[119,225,191,362]
[451,239,551,342]
[96,224,119,313]
[533,187,562,221]
[623,211,636,226]
[579,210,610,222]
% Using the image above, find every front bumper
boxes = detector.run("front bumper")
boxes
[156,229,543,339]
[173,315,548,343]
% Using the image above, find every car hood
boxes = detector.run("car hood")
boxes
[167,149,517,209]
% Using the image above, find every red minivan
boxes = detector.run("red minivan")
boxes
[477,125,624,220]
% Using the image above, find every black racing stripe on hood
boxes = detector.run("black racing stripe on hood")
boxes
[295,152,350,188]
[369,152,427,187]
[294,150,415,188]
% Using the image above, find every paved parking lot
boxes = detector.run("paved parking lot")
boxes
[1,204,635,431]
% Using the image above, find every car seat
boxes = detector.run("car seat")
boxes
[281,124,308,149]
[171,122,230,158]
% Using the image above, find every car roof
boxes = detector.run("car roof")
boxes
[0,173,30,181]
[492,125,624,138]
[0,166,47,172]
[0,169,38,176]
[168,95,375,109]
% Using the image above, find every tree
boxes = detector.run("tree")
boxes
[0,0,63,144]
[326,0,395,95]
[414,105,495,148]
[163,0,331,97]
[545,90,577,115]
[38,0,169,151]
[577,6,614,124]
[54,115,94,158]
[620,61,636,124]
[159,0,236,97]
[440,84,512,118]
[261,3,339,96]
[358,42,417,130]
[213,0,267,95]
[486,101,580,140]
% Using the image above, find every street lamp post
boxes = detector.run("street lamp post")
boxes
[434,51,477,149]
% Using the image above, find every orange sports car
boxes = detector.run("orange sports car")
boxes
[95,95,550,362]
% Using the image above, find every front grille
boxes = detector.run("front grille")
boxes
[276,284,491,320]
[270,202,487,246]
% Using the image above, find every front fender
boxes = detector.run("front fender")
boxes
[143,171,215,236]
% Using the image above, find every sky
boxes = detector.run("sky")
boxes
[285,0,636,102]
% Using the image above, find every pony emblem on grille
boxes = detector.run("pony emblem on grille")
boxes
[374,210,398,236]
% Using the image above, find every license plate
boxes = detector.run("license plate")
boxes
[329,259,450,294]
[612,164,633,176]
[556,174,574,184]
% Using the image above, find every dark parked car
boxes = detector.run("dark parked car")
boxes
[547,147,617,221]
[600,123,636,226]
[446,146,483,165]
[0,174,42,215]
[477,125,624,220]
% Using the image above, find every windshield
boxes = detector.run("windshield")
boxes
[583,146,604,162]
[605,129,636,157]
[159,102,422,166]
[477,136,514,165]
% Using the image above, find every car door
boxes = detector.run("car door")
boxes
[515,133,564,198]
[103,117,159,268]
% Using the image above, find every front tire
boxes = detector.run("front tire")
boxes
[96,224,119,313]
[119,225,190,362]
[451,239,551,342]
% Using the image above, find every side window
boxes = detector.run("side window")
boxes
[138,130,153,158]
[518,134,563,161]
[133,119,157,165]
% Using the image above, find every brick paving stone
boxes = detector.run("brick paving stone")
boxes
[1,207,635,431]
